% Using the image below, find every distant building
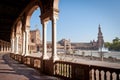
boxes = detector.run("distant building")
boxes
[28,29,42,53]
[28,24,105,53]
[58,39,71,50]
[97,24,104,48]
[58,24,104,50]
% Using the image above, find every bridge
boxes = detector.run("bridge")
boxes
[0,0,120,80]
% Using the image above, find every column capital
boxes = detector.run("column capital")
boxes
[41,18,49,25]
[41,20,48,25]
[52,10,59,20]
[25,28,29,33]
[25,25,30,31]
[16,33,20,36]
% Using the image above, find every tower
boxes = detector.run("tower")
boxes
[97,24,104,48]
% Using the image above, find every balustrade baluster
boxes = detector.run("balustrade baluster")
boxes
[61,63,63,76]
[69,64,71,78]
[59,63,60,75]
[63,64,65,76]
[89,69,93,80]
[60,63,62,75]
[66,64,67,77]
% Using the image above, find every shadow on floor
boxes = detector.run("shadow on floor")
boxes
[1,53,60,80]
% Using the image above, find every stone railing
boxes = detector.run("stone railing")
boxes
[0,39,11,53]
[54,61,120,80]
[10,53,120,80]
[10,53,42,71]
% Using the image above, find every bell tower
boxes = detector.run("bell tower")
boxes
[97,24,104,48]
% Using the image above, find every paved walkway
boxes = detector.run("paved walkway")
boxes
[60,54,120,69]
[0,53,60,80]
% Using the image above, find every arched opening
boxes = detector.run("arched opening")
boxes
[26,5,42,54]
[20,0,60,61]
[30,7,42,53]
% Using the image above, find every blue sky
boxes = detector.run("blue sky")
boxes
[30,0,120,42]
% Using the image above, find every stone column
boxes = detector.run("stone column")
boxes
[8,45,10,52]
[7,43,9,52]
[1,42,3,52]
[11,30,15,53]
[15,35,19,54]
[51,16,59,61]
[6,44,8,52]
[0,40,1,52]
[3,43,4,52]
[25,29,29,56]
[22,31,25,55]
[11,38,14,53]
[42,21,49,59]
[6,45,7,52]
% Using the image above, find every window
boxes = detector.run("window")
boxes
[31,39,34,43]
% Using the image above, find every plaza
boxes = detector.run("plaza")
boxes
[0,0,120,80]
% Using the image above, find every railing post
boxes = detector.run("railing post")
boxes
[65,64,67,77]
[89,68,92,80]
[69,64,71,78]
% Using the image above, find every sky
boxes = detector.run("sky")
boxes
[30,0,120,42]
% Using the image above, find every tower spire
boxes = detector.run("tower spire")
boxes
[97,24,104,48]
[98,24,102,34]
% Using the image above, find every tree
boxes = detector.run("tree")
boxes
[105,37,120,51]
[104,42,111,49]
[113,37,120,43]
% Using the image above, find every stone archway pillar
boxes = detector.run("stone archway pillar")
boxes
[25,28,29,56]
[3,43,4,52]
[6,43,9,52]
[42,21,49,59]
[51,15,59,61]
[22,31,25,55]
[1,43,3,52]
[15,34,19,54]
[0,40,1,52]
[11,38,15,53]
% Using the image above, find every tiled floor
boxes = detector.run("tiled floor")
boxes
[0,53,60,80]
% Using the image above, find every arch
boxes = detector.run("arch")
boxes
[16,20,22,34]
[26,5,40,26]
[25,0,42,27]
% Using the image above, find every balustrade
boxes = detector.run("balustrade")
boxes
[54,61,120,80]
[10,53,120,80]
[0,40,11,53]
